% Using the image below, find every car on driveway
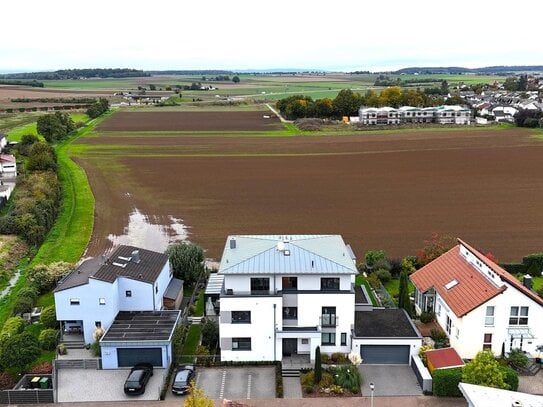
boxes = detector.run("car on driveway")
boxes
[172,364,195,395]
[124,363,154,395]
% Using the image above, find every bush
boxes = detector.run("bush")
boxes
[366,273,381,289]
[365,250,386,269]
[330,352,348,364]
[508,348,529,368]
[419,311,435,323]
[500,366,519,391]
[430,328,448,343]
[432,367,463,397]
[301,370,315,387]
[39,329,58,351]
[375,269,392,284]
[0,372,16,390]
[333,365,361,391]
[320,353,331,364]
[538,286,543,299]
[319,372,334,388]
[28,262,73,294]
[419,345,433,366]
[40,305,58,329]
[18,286,39,303]
[90,341,101,357]
[201,318,218,349]
[304,385,314,394]
[13,296,34,315]
[0,316,25,341]
[522,253,543,276]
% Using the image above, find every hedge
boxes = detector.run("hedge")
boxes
[500,263,526,275]
[522,253,543,276]
[432,367,463,397]
[500,366,519,391]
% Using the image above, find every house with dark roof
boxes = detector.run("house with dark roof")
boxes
[410,239,543,359]
[54,245,183,345]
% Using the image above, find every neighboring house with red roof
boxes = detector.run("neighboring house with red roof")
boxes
[0,154,16,174]
[410,239,543,359]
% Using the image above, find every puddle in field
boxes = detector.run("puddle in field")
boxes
[107,208,189,253]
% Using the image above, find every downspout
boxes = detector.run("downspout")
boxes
[273,303,277,361]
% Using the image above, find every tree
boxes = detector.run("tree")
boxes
[462,350,508,389]
[232,76,240,83]
[201,318,218,349]
[440,80,449,95]
[379,87,403,108]
[314,346,322,384]
[0,332,41,372]
[398,271,412,316]
[149,84,156,91]
[416,233,455,266]
[166,242,204,286]
[0,316,25,342]
[38,329,59,351]
[36,112,75,142]
[184,382,213,407]
[333,89,363,116]
[27,141,57,172]
[40,305,59,329]
[503,77,519,91]
[28,262,73,294]
[313,98,334,118]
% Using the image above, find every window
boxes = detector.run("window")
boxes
[282,277,297,291]
[321,307,337,326]
[232,311,251,324]
[446,315,452,335]
[95,321,102,328]
[483,333,492,350]
[70,298,80,305]
[301,338,309,345]
[250,278,270,294]
[485,306,495,326]
[283,307,298,320]
[155,285,158,294]
[321,278,340,291]
[232,337,251,351]
[99,298,106,305]
[437,303,441,317]
[455,328,460,339]
[125,290,132,297]
[341,333,347,346]
[509,306,529,325]
[322,332,336,346]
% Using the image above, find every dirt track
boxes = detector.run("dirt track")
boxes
[75,124,543,262]
[96,111,282,132]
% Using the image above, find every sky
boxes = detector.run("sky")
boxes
[2,0,543,73]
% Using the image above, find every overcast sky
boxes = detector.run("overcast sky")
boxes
[2,0,542,73]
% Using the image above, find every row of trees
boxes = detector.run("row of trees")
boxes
[36,111,76,142]
[86,98,109,119]
[276,87,458,120]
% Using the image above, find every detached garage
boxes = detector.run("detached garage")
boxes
[100,310,181,369]
[352,309,421,365]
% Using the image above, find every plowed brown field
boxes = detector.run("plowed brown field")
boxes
[74,115,543,262]
[96,111,282,132]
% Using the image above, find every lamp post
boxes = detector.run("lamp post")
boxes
[369,382,375,407]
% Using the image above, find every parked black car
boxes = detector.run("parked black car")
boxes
[124,363,154,395]
[172,364,195,395]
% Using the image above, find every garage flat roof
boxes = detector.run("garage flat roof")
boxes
[101,310,180,342]
[354,309,421,338]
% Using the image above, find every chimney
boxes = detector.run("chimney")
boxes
[523,274,532,290]
[230,238,236,249]
[131,250,140,263]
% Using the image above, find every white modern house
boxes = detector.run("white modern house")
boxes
[359,107,401,125]
[433,105,471,124]
[411,239,543,359]
[218,235,357,362]
[54,245,183,346]
[359,105,471,125]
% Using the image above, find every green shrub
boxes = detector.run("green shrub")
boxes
[366,273,381,289]
[18,286,39,303]
[333,365,361,391]
[522,253,543,277]
[432,367,463,397]
[0,372,16,390]
[500,366,519,391]
[538,286,543,299]
[301,370,315,387]
[40,305,58,329]
[375,269,392,284]
[364,250,386,268]
[90,341,101,357]
[1,316,25,341]
[320,353,331,364]
[13,296,34,315]
[430,328,448,343]
[419,345,433,366]
[330,352,348,364]
[38,329,58,350]
[419,311,435,323]
[319,372,334,388]
[508,348,528,368]
[304,386,314,394]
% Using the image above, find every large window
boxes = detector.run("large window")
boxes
[250,278,270,294]
[282,276,297,291]
[509,306,529,325]
[321,278,340,291]
[232,311,251,324]
[483,333,492,350]
[232,337,251,351]
[485,306,495,326]
[446,315,452,335]
[341,333,347,346]
[322,332,336,346]
[283,307,298,320]
[321,307,337,326]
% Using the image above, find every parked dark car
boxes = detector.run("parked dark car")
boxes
[172,364,195,395]
[124,363,153,395]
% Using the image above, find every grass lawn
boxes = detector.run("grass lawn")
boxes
[181,324,201,363]
[384,278,415,299]
[355,274,379,306]
[531,276,543,292]
[194,290,204,317]
[6,112,88,142]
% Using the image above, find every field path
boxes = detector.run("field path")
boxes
[265,103,288,122]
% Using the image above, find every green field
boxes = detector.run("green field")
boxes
[6,113,89,142]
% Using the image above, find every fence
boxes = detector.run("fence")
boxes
[0,374,54,405]
[54,358,100,369]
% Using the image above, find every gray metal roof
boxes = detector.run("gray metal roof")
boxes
[205,273,225,295]
[164,278,183,300]
[219,235,357,275]
[101,310,180,342]
[55,245,168,292]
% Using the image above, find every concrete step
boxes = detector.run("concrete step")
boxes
[282,369,300,377]
[62,341,85,349]
[526,361,540,375]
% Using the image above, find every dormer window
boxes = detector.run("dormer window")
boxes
[445,279,458,290]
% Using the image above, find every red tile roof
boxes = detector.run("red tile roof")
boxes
[458,239,543,307]
[426,347,464,370]
[0,154,15,163]
[410,244,506,317]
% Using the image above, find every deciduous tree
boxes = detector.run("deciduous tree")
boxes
[462,350,508,389]
[166,242,205,286]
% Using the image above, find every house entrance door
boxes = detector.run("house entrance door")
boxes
[282,338,297,356]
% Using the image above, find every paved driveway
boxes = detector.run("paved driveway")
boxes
[57,368,168,402]
[359,365,422,396]
[192,366,276,400]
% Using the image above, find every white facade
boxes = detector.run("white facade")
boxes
[218,235,357,362]
[359,105,471,125]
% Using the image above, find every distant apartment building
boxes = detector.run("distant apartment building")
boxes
[359,105,471,125]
